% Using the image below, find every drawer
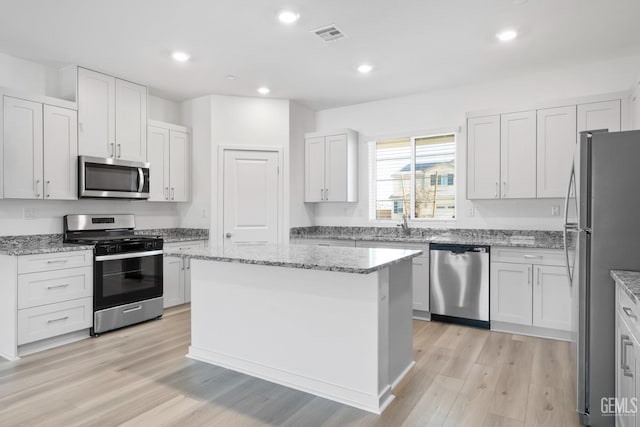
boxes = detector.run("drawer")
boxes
[18,297,93,345]
[491,247,570,266]
[293,238,356,247]
[18,250,93,274]
[618,285,640,332]
[164,241,206,251]
[18,266,93,309]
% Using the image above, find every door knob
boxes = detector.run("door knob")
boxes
[225,233,232,238]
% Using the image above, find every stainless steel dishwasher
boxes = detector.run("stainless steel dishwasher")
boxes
[429,243,490,328]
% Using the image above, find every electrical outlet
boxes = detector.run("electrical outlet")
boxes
[467,205,475,217]
[201,208,208,219]
[23,208,38,220]
[551,205,560,216]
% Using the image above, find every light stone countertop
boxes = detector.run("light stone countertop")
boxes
[164,244,423,274]
[611,270,640,306]
[290,226,570,249]
[0,234,94,256]
[135,228,209,243]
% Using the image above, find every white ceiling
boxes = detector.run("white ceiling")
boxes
[0,0,639,110]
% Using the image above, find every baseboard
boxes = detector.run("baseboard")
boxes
[188,345,392,414]
[413,310,431,321]
[391,361,415,389]
[491,321,572,341]
[18,329,91,357]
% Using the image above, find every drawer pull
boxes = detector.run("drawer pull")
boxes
[47,284,70,290]
[47,259,69,264]
[123,305,142,314]
[523,255,543,259]
[623,306,638,320]
[47,316,69,324]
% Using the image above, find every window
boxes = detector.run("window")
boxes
[373,133,456,220]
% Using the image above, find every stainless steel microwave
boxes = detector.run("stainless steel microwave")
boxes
[78,156,150,199]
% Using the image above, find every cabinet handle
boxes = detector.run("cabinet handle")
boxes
[495,182,499,198]
[47,283,69,290]
[181,258,185,271]
[187,258,191,270]
[45,180,50,198]
[527,267,531,284]
[47,259,68,264]
[47,316,69,324]
[623,306,638,320]
[622,336,634,377]
[110,143,115,158]
[117,144,122,158]
[325,188,328,200]
[503,181,507,197]
[537,268,541,285]
[524,255,543,259]
[171,187,175,200]
[165,187,169,200]
[320,188,324,201]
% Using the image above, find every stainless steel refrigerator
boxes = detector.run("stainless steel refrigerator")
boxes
[564,129,640,427]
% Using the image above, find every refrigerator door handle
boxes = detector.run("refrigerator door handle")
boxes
[563,163,577,286]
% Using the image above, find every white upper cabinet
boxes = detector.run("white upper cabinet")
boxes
[536,106,577,198]
[304,136,325,202]
[78,67,147,162]
[304,129,358,203]
[3,97,77,200]
[500,111,536,199]
[78,68,115,158]
[467,115,501,199]
[577,100,621,136]
[43,105,78,200]
[3,97,43,199]
[115,79,147,162]
[147,125,170,201]
[169,130,190,202]
[146,121,191,203]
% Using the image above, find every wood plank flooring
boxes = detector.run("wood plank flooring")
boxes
[0,305,581,426]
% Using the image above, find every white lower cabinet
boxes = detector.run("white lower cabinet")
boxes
[292,238,356,247]
[490,247,572,339]
[616,284,640,427]
[163,241,206,308]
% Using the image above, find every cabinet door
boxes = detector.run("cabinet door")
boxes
[467,115,500,199]
[78,68,115,158]
[616,314,637,427]
[43,105,78,200]
[3,96,43,199]
[147,126,170,201]
[412,254,429,311]
[536,106,577,198]
[325,134,348,202]
[169,130,190,202]
[163,256,185,308]
[184,258,191,303]
[490,262,532,325]
[304,136,325,202]
[500,111,536,199]
[115,79,147,162]
[532,265,572,331]
[577,100,621,138]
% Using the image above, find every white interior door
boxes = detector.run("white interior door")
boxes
[43,105,78,200]
[223,150,280,247]
[3,96,43,199]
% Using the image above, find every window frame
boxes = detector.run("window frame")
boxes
[370,130,458,223]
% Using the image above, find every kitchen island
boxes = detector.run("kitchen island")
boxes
[164,244,422,414]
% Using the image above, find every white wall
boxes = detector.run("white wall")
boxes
[148,95,180,124]
[0,52,55,94]
[314,54,640,230]
[289,101,316,227]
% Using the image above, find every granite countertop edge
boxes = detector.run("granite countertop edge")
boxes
[611,270,640,306]
[165,249,423,275]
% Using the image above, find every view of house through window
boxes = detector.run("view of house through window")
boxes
[374,133,456,220]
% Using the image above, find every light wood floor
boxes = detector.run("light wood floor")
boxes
[0,305,581,427]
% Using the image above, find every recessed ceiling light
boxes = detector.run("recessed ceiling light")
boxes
[226,75,236,80]
[357,64,373,74]
[257,87,270,95]
[172,51,191,62]
[278,10,300,24]
[496,29,518,42]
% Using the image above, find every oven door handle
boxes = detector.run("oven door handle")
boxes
[137,168,144,193]
[95,250,163,262]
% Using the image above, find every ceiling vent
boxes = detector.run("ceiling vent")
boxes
[312,24,346,42]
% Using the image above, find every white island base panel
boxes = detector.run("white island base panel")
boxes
[187,259,414,414]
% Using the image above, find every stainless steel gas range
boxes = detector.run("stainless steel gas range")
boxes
[63,214,163,335]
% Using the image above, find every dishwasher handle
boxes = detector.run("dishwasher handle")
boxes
[429,243,490,254]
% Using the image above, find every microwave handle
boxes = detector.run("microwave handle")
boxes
[137,168,144,192]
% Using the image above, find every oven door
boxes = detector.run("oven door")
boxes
[79,156,150,199]
[94,251,163,311]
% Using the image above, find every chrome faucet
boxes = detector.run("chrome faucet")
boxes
[397,214,410,235]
